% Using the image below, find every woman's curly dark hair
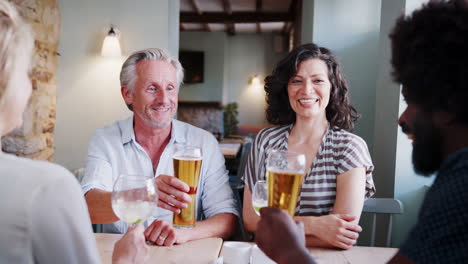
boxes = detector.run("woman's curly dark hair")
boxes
[390,0,468,124]
[264,43,359,131]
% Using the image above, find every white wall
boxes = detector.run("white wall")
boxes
[301,0,314,47]
[302,0,382,152]
[179,32,286,126]
[373,0,431,247]
[371,0,405,246]
[301,0,381,246]
[392,0,433,247]
[179,32,226,102]
[224,34,286,125]
[55,0,179,170]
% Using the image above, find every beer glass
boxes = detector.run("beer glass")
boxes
[172,144,203,229]
[266,150,306,216]
[111,174,158,225]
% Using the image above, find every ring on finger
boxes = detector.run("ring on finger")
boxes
[159,235,166,240]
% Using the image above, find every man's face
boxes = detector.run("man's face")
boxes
[123,59,178,129]
[399,88,443,176]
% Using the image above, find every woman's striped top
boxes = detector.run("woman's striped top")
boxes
[242,124,375,216]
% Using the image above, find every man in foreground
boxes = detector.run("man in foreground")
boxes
[256,0,468,263]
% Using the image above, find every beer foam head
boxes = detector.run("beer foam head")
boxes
[173,155,203,161]
[266,168,304,175]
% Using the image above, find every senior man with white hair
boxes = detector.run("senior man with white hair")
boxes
[81,48,238,246]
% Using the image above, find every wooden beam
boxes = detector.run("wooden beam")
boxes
[181,27,212,32]
[282,22,294,34]
[225,24,235,36]
[256,0,262,10]
[289,0,299,14]
[189,0,202,14]
[221,0,235,36]
[180,12,293,24]
[282,22,289,34]
[292,0,302,47]
[222,0,232,13]
[256,0,262,34]
[190,0,211,32]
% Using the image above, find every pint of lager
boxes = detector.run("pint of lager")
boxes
[266,150,305,216]
[172,144,203,229]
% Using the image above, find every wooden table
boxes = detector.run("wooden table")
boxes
[309,246,398,264]
[243,242,397,264]
[95,233,397,264]
[95,233,222,264]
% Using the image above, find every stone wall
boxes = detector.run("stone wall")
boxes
[1,0,59,161]
[177,101,224,140]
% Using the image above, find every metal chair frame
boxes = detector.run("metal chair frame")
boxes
[362,198,403,247]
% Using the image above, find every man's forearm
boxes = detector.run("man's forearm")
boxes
[179,213,237,242]
[85,189,119,224]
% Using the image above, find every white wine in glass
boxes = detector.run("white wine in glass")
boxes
[111,174,158,225]
[252,180,268,215]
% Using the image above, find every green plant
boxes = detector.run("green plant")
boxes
[223,102,239,137]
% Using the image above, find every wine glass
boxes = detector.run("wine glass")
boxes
[251,180,268,216]
[111,174,158,225]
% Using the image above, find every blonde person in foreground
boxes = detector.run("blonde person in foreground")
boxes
[0,1,148,263]
[242,43,376,249]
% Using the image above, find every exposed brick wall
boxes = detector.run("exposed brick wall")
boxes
[177,101,224,140]
[1,0,59,161]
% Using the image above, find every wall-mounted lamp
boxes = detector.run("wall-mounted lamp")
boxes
[250,75,261,86]
[101,25,121,57]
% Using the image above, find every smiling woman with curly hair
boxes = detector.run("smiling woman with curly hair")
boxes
[264,43,359,130]
[242,43,375,249]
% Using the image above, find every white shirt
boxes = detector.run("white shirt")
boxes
[0,152,100,264]
[81,116,239,233]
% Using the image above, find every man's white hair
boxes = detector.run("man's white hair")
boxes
[120,48,184,93]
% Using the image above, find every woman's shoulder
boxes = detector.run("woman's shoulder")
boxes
[0,153,77,187]
[256,125,289,141]
[249,125,289,153]
[326,128,369,151]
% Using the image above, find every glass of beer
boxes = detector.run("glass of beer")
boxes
[266,150,306,216]
[172,144,203,229]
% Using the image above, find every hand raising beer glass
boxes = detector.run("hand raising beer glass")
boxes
[266,150,306,216]
[172,144,203,229]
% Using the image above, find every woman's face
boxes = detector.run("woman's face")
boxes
[287,58,331,121]
[0,52,32,136]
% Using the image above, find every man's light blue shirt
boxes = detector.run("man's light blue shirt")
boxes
[81,116,239,233]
